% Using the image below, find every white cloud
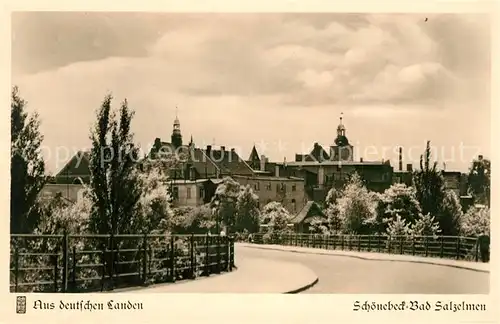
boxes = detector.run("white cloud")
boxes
[12,13,490,173]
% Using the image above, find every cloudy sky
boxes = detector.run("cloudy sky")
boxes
[11,12,491,174]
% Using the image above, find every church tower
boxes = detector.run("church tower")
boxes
[330,112,354,161]
[171,108,183,148]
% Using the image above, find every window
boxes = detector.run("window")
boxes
[187,187,192,199]
[266,182,272,191]
[291,199,296,212]
[254,182,260,191]
[281,183,286,192]
[199,187,205,198]
[276,184,280,192]
[292,184,296,191]
[173,187,179,200]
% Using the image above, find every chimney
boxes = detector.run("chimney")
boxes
[275,165,280,177]
[478,155,483,160]
[399,147,403,171]
[231,148,235,153]
[221,146,225,152]
[360,157,363,162]
[206,145,212,155]
[260,155,266,171]
[406,163,413,172]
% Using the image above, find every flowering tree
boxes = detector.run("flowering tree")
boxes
[386,214,412,237]
[375,183,422,234]
[260,201,292,233]
[460,206,490,237]
[184,204,215,234]
[336,173,378,234]
[135,158,173,234]
[210,177,241,233]
[235,185,260,233]
[410,213,441,237]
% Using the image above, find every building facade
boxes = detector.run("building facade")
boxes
[232,174,306,214]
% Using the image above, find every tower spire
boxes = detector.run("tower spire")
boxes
[171,107,182,148]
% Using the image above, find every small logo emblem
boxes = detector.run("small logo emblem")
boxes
[16,296,26,314]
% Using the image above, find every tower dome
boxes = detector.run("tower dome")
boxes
[334,112,349,146]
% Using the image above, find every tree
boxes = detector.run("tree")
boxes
[376,183,422,234]
[439,190,463,236]
[260,201,292,233]
[11,86,47,234]
[468,156,490,207]
[323,188,341,233]
[412,141,446,226]
[386,214,412,237]
[136,158,173,234]
[210,177,241,233]
[336,173,377,234]
[235,185,260,233]
[460,206,490,237]
[87,94,142,236]
[411,213,441,237]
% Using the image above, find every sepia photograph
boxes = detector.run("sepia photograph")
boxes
[10,11,491,298]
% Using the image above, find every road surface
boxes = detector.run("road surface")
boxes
[236,245,489,294]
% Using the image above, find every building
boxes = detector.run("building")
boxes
[49,114,307,212]
[39,183,85,203]
[169,178,221,207]
[262,114,394,203]
[289,200,328,233]
[232,174,306,213]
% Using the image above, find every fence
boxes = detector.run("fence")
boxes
[249,233,489,263]
[10,233,235,293]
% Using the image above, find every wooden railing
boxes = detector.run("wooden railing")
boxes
[10,233,235,293]
[248,233,489,263]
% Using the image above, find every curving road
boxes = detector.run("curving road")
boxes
[236,245,489,294]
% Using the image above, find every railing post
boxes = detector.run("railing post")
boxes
[425,237,429,257]
[216,235,221,274]
[170,235,176,282]
[368,235,371,251]
[399,236,403,255]
[109,234,115,290]
[229,236,234,271]
[14,248,19,293]
[388,236,392,253]
[440,236,444,258]
[205,234,210,276]
[62,232,68,293]
[412,237,415,256]
[225,236,230,271]
[53,254,59,292]
[357,235,361,251]
[332,235,337,250]
[190,234,196,278]
[295,233,298,246]
[377,235,381,252]
[456,237,461,260]
[475,238,479,262]
[341,235,344,250]
[142,233,148,284]
[72,246,77,291]
[348,235,352,250]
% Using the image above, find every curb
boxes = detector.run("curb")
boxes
[242,245,490,274]
[284,277,319,294]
